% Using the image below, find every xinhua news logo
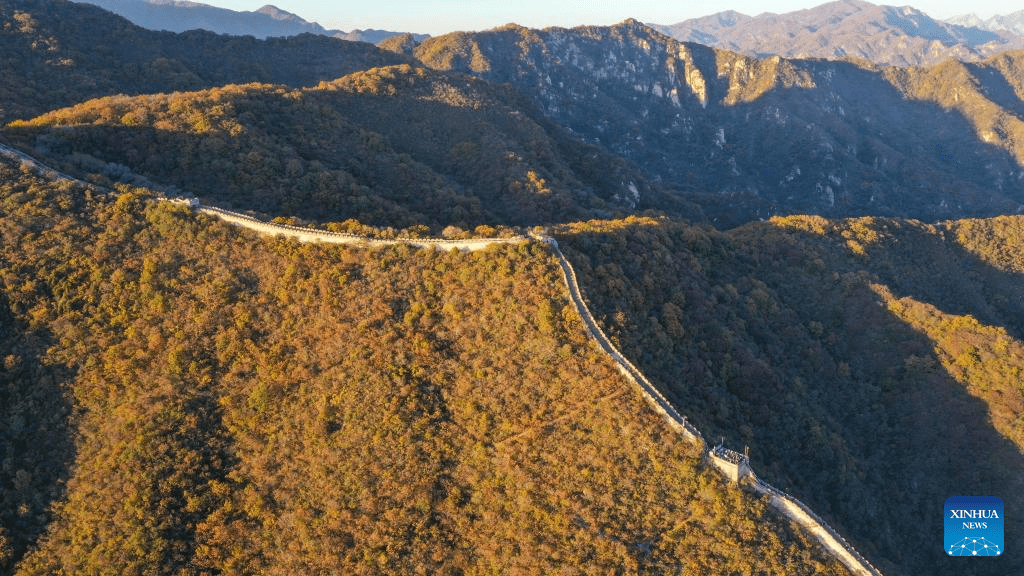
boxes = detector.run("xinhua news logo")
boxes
[945,496,1004,557]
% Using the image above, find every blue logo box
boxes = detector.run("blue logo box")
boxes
[945,496,1004,557]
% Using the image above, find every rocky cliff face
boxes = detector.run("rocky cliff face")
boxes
[8,1,1024,228]
[415,20,1024,225]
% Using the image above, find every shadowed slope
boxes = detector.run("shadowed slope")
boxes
[556,215,1024,575]
[6,65,691,229]
[415,21,1024,225]
[0,0,411,121]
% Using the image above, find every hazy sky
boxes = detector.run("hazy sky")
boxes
[198,0,1021,35]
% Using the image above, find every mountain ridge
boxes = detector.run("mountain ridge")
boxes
[0,144,857,575]
[7,2,1024,227]
[0,0,415,121]
[413,19,1024,226]
[6,63,680,229]
[3,2,1024,575]
[651,0,1024,66]
[947,9,1024,36]
[78,0,428,44]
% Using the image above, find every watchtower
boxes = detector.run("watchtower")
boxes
[709,442,753,483]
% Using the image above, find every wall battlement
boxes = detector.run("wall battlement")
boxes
[196,205,527,251]
[0,141,882,576]
[546,236,883,576]
[709,445,753,483]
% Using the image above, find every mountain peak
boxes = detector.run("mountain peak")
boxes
[255,5,304,23]
[610,18,663,36]
[80,0,421,43]
[491,22,529,32]
[615,17,649,30]
[712,10,749,27]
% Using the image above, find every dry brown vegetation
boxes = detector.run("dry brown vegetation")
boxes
[556,214,1024,576]
[0,157,849,575]
[5,64,664,232]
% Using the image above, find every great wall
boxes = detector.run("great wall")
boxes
[1,141,881,575]
[540,234,883,576]
[195,204,528,251]
[190,205,884,576]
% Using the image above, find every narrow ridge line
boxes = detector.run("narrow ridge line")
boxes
[536,233,882,576]
[1,142,881,575]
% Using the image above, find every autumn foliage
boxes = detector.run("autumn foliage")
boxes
[0,158,848,574]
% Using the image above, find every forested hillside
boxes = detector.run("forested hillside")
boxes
[6,64,688,229]
[4,0,1024,573]
[414,21,1024,225]
[0,154,851,574]
[8,2,1024,227]
[556,215,1024,575]
[0,0,410,122]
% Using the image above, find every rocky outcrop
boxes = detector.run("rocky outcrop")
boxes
[415,20,1024,226]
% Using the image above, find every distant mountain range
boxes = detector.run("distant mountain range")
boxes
[651,0,1024,66]
[1,0,413,122]
[947,9,1024,36]
[80,0,1024,65]
[8,0,1024,226]
[78,0,427,44]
